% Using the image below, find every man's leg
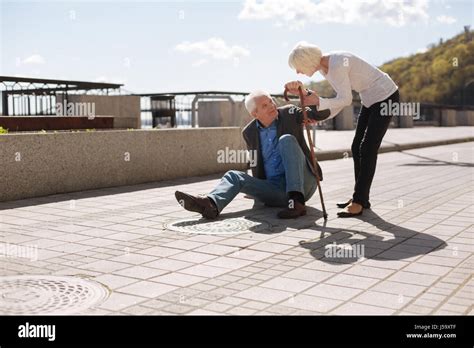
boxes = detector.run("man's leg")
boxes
[278,134,317,199]
[207,170,288,213]
[277,134,317,218]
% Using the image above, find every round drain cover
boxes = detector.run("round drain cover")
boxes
[164,217,270,235]
[0,275,110,315]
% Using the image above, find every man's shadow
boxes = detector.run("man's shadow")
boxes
[170,201,319,235]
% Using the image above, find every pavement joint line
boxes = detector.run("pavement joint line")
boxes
[316,137,474,161]
[1,142,472,315]
[309,216,471,313]
[397,255,474,315]
[369,172,468,216]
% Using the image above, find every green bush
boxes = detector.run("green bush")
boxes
[309,30,474,105]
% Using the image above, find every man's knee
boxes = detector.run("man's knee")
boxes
[223,170,251,187]
[224,170,245,179]
[278,134,298,150]
[279,134,297,143]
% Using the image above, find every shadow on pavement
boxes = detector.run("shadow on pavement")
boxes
[299,209,447,264]
[233,204,447,265]
[398,152,474,168]
[0,173,225,211]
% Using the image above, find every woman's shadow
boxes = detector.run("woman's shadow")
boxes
[295,208,447,264]
[237,203,447,265]
[172,202,446,265]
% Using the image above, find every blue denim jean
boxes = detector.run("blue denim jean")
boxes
[207,134,317,212]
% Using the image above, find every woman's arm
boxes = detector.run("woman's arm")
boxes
[285,65,352,111]
[317,64,353,111]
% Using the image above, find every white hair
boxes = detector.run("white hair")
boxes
[288,41,322,73]
[244,90,272,114]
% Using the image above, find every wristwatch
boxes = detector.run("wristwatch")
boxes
[305,89,313,97]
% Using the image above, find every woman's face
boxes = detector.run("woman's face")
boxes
[296,64,319,77]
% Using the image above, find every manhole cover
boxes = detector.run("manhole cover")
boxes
[164,217,270,235]
[0,275,110,315]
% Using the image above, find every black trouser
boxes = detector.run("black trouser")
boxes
[351,89,400,206]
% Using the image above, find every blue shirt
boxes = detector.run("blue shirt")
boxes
[256,117,285,183]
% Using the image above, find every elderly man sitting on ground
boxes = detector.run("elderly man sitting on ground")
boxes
[175,89,337,219]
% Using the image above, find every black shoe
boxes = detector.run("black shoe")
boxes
[337,206,363,218]
[336,199,371,209]
[175,191,219,219]
[277,200,307,219]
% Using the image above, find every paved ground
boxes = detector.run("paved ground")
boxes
[0,142,473,315]
[311,126,474,152]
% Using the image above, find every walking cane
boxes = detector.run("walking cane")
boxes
[284,86,328,220]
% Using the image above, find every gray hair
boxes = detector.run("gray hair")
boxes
[244,90,272,114]
[288,41,322,73]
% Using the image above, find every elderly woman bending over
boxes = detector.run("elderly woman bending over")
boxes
[285,42,399,217]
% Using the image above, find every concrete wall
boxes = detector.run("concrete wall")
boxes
[398,116,414,128]
[440,109,474,126]
[0,116,114,131]
[56,95,141,129]
[197,101,474,130]
[334,106,355,130]
[457,110,474,126]
[441,109,457,127]
[198,101,253,129]
[0,128,247,202]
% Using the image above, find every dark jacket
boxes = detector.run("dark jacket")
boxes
[242,105,330,181]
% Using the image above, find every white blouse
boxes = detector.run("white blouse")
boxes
[318,51,398,115]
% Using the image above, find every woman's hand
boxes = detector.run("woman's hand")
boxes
[284,80,303,95]
[302,91,320,107]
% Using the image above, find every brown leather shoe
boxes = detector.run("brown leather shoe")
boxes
[277,200,306,219]
[175,191,219,219]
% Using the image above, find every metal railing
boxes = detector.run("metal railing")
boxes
[0,76,123,116]
[137,91,286,128]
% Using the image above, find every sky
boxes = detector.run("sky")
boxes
[0,0,473,94]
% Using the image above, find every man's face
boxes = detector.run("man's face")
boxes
[252,95,278,126]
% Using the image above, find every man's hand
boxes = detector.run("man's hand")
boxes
[284,81,303,95]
